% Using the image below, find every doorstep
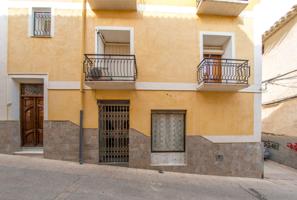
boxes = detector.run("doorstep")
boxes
[14,147,44,158]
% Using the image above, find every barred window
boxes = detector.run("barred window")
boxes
[151,110,186,152]
[32,8,51,37]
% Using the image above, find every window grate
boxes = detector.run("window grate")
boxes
[151,110,186,153]
[33,11,51,37]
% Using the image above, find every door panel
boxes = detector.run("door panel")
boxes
[21,84,44,147]
[36,98,44,146]
[22,97,36,146]
[204,54,222,83]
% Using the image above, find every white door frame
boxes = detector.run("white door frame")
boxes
[95,26,135,54]
[200,31,236,61]
[7,74,48,121]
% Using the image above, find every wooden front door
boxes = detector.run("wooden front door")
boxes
[204,54,222,83]
[21,84,44,147]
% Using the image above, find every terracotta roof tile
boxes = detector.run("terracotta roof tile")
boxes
[263,4,297,41]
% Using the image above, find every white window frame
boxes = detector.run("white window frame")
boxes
[95,26,135,54]
[200,31,235,61]
[29,7,54,37]
[151,110,186,153]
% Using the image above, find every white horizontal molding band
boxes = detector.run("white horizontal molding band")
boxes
[137,4,196,14]
[203,135,260,143]
[136,82,197,91]
[138,4,252,17]
[47,81,260,92]
[8,73,48,79]
[5,1,83,9]
[48,81,80,89]
[240,84,261,93]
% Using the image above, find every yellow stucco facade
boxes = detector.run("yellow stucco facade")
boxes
[6,0,259,137]
[48,90,254,136]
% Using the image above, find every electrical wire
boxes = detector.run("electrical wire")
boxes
[273,75,297,81]
[269,82,297,89]
[262,68,297,83]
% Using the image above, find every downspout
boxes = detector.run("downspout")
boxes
[79,0,87,164]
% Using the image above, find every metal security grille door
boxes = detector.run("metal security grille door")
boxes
[98,101,129,164]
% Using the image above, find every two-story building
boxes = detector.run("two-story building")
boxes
[0,0,263,177]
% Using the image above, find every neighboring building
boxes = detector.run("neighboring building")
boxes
[262,5,297,169]
[0,0,263,177]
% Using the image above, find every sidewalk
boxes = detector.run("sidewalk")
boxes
[0,154,296,200]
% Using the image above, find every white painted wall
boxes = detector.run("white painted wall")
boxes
[222,38,232,59]
[252,2,264,143]
[97,33,105,54]
[263,17,297,81]
[255,0,297,105]
[7,79,20,120]
[0,2,8,120]
[262,15,297,104]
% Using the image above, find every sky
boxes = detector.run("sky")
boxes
[256,0,297,34]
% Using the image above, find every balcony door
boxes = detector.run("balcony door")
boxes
[204,54,222,83]
[21,84,44,147]
[95,28,135,81]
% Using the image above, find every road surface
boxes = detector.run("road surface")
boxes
[0,154,296,200]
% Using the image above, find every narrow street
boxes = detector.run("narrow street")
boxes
[0,154,296,200]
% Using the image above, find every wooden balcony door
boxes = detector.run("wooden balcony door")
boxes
[204,54,222,83]
[21,84,44,147]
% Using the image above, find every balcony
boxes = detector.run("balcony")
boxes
[197,58,250,91]
[84,54,137,89]
[88,0,137,11]
[196,0,248,16]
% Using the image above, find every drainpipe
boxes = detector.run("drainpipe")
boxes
[79,0,87,165]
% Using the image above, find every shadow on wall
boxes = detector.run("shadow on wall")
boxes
[262,97,297,137]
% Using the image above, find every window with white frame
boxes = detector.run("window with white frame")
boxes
[31,8,52,37]
[151,110,186,152]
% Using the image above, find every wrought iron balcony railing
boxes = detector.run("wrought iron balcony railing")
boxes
[84,54,137,81]
[197,58,250,85]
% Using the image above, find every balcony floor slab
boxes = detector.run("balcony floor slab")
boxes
[197,82,249,91]
[85,81,136,90]
[196,0,248,16]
